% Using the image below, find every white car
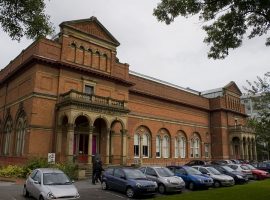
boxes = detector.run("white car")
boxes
[227,164,253,179]
[23,168,80,200]
[192,166,235,187]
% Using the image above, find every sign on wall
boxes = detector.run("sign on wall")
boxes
[48,153,56,164]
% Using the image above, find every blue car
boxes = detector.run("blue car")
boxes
[101,167,157,198]
[167,165,213,190]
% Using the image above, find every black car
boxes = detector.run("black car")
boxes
[210,165,248,184]
[101,167,157,198]
[185,160,206,166]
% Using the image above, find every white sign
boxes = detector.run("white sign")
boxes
[48,153,55,164]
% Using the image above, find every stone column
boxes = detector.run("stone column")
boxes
[253,140,257,161]
[66,123,74,162]
[240,140,245,159]
[140,135,143,164]
[105,128,111,164]
[249,142,253,161]
[88,126,94,164]
[121,129,128,165]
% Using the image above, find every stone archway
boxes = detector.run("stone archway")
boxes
[232,137,241,159]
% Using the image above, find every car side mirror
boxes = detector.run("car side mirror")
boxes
[33,180,39,184]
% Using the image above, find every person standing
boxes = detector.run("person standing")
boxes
[94,159,104,183]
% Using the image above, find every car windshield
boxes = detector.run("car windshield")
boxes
[155,167,174,177]
[246,164,256,170]
[124,169,146,179]
[43,172,71,185]
[185,167,202,175]
[222,166,234,172]
[206,167,221,175]
[241,165,250,170]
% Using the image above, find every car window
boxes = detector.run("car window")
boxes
[199,168,208,174]
[124,169,146,179]
[33,171,41,183]
[43,172,70,185]
[175,168,186,175]
[139,167,146,173]
[155,167,174,177]
[114,169,125,178]
[167,167,175,173]
[229,165,237,170]
[146,167,157,176]
[106,168,114,175]
[30,170,38,179]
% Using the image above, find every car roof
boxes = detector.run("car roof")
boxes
[36,168,64,173]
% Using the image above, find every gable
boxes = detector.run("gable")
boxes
[224,81,242,95]
[60,17,120,46]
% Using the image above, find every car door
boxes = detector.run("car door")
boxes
[26,169,38,196]
[175,168,189,182]
[145,167,159,183]
[104,168,115,188]
[113,169,127,192]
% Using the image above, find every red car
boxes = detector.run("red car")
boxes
[243,164,269,180]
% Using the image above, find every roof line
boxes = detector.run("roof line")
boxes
[129,70,200,95]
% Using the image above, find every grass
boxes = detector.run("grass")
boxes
[156,179,270,200]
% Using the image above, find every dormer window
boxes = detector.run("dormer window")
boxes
[85,85,94,95]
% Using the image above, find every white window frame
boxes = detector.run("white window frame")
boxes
[175,137,179,158]
[142,133,150,158]
[156,135,161,158]
[179,136,186,158]
[162,135,170,158]
[134,134,140,158]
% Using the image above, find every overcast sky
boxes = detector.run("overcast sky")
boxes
[1,0,269,92]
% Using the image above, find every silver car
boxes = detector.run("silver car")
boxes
[139,166,185,194]
[23,168,80,200]
[192,166,235,187]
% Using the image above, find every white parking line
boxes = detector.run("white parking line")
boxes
[105,191,125,199]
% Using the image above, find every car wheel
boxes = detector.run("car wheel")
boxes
[101,181,108,190]
[126,187,135,198]
[214,181,221,188]
[23,185,29,197]
[188,182,195,190]
[39,196,44,200]
[158,184,166,194]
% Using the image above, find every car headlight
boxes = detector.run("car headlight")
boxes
[47,192,56,199]
[236,175,243,179]
[197,179,203,183]
[136,183,142,188]
[153,182,158,187]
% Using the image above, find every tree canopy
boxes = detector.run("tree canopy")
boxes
[153,0,270,59]
[245,72,270,160]
[0,0,53,41]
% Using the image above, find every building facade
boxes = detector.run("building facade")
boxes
[0,17,256,167]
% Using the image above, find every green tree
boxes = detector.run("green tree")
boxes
[153,0,270,59]
[0,0,54,41]
[246,72,270,160]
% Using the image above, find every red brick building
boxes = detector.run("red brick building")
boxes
[0,17,256,168]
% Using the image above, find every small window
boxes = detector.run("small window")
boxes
[85,85,94,95]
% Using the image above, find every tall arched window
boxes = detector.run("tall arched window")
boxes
[156,135,161,158]
[134,134,140,158]
[142,133,150,158]
[191,134,201,158]
[162,135,170,158]
[179,136,186,158]
[175,138,179,158]
[15,117,27,155]
[3,119,12,155]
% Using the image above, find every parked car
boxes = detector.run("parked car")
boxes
[192,166,235,187]
[253,162,270,173]
[227,164,253,179]
[101,167,157,198]
[243,164,270,180]
[23,168,80,200]
[139,166,185,194]
[185,160,207,166]
[167,165,213,190]
[210,165,248,184]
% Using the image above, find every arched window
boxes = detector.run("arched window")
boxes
[179,136,186,158]
[134,134,140,158]
[15,117,27,155]
[162,135,170,158]
[156,135,161,158]
[191,135,200,158]
[175,137,179,158]
[142,133,150,158]
[3,119,12,155]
